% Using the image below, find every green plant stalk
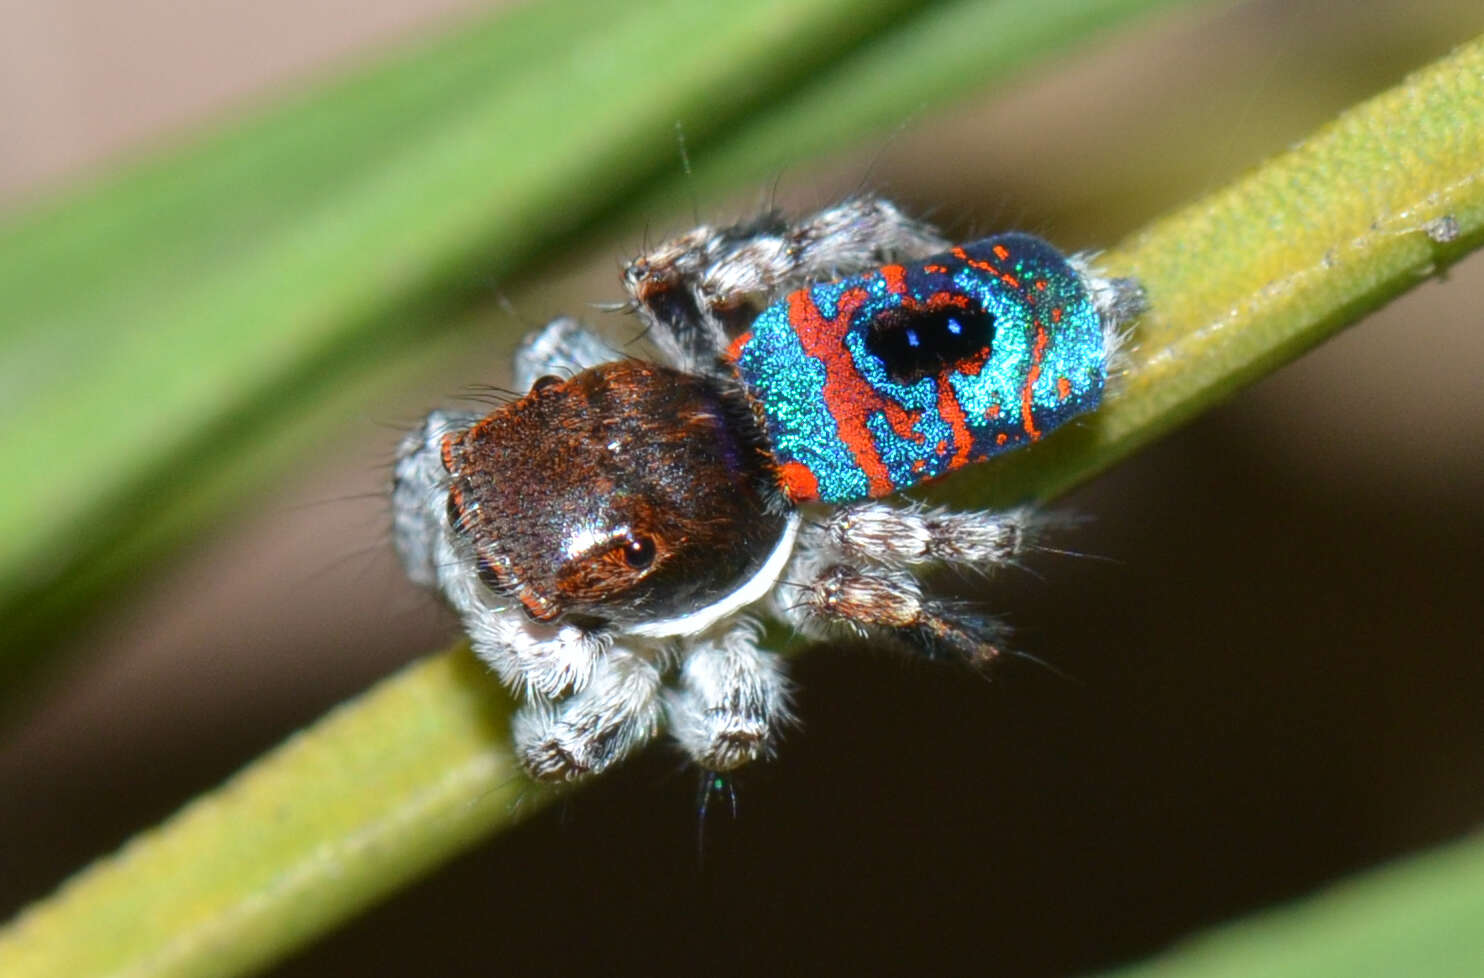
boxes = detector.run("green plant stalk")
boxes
[927,33,1484,511]
[2,32,1481,978]
[0,652,532,978]
[0,0,1198,682]
[1104,830,1484,977]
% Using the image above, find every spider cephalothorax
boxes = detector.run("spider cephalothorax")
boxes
[393,197,1142,782]
[439,360,786,627]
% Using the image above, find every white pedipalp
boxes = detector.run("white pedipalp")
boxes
[512,645,664,782]
[665,618,791,773]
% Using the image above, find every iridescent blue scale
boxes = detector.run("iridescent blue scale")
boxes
[729,233,1106,504]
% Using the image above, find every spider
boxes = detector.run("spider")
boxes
[392,196,1143,783]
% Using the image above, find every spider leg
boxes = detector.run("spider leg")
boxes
[819,502,1036,573]
[391,409,480,588]
[623,195,949,369]
[666,620,791,772]
[772,520,1008,667]
[1068,252,1146,376]
[512,646,664,783]
[461,607,609,702]
[792,563,1006,667]
[512,315,621,391]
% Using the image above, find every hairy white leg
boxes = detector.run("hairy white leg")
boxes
[459,602,608,700]
[391,409,479,588]
[1068,253,1146,334]
[1068,252,1145,379]
[682,195,950,299]
[432,497,608,700]
[794,563,1006,667]
[666,621,791,772]
[391,408,608,699]
[818,502,1042,574]
[512,316,621,391]
[623,196,950,368]
[774,522,1006,666]
[512,647,664,783]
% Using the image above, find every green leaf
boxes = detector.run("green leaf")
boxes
[1104,830,1484,977]
[0,652,530,978]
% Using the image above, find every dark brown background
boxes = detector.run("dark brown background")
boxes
[3,1,1482,975]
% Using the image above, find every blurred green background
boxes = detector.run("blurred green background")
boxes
[2,0,1483,975]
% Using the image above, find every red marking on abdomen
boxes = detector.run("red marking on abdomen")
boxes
[779,460,820,502]
[785,287,896,497]
[1057,376,1071,401]
[1022,324,1049,440]
[954,247,1020,295]
[936,375,976,471]
[889,408,926,444]
[880,264,908,294]
[954,344,991,378]
[726,330,753,363]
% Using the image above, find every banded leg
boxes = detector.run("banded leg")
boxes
[623,196,950,369]
[666,621,791,772]
[773,518,1009,667]
[391,409,479,588]
[819,502,1036,573]
[788,563,1006,667]
[512,316,621,391]
[512,647,664,783]
[1068,252,1146,376]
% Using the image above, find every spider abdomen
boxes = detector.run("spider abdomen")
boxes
[729,232,1105,504]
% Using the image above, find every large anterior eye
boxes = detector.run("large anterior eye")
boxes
[863,302,995,384]
[556,524,668,605]
[621,533,656,569]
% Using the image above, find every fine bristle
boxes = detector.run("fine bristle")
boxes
[1070,252,1147,381]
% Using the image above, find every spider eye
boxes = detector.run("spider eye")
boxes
[531,374,563,392]
[622,534,656,569]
